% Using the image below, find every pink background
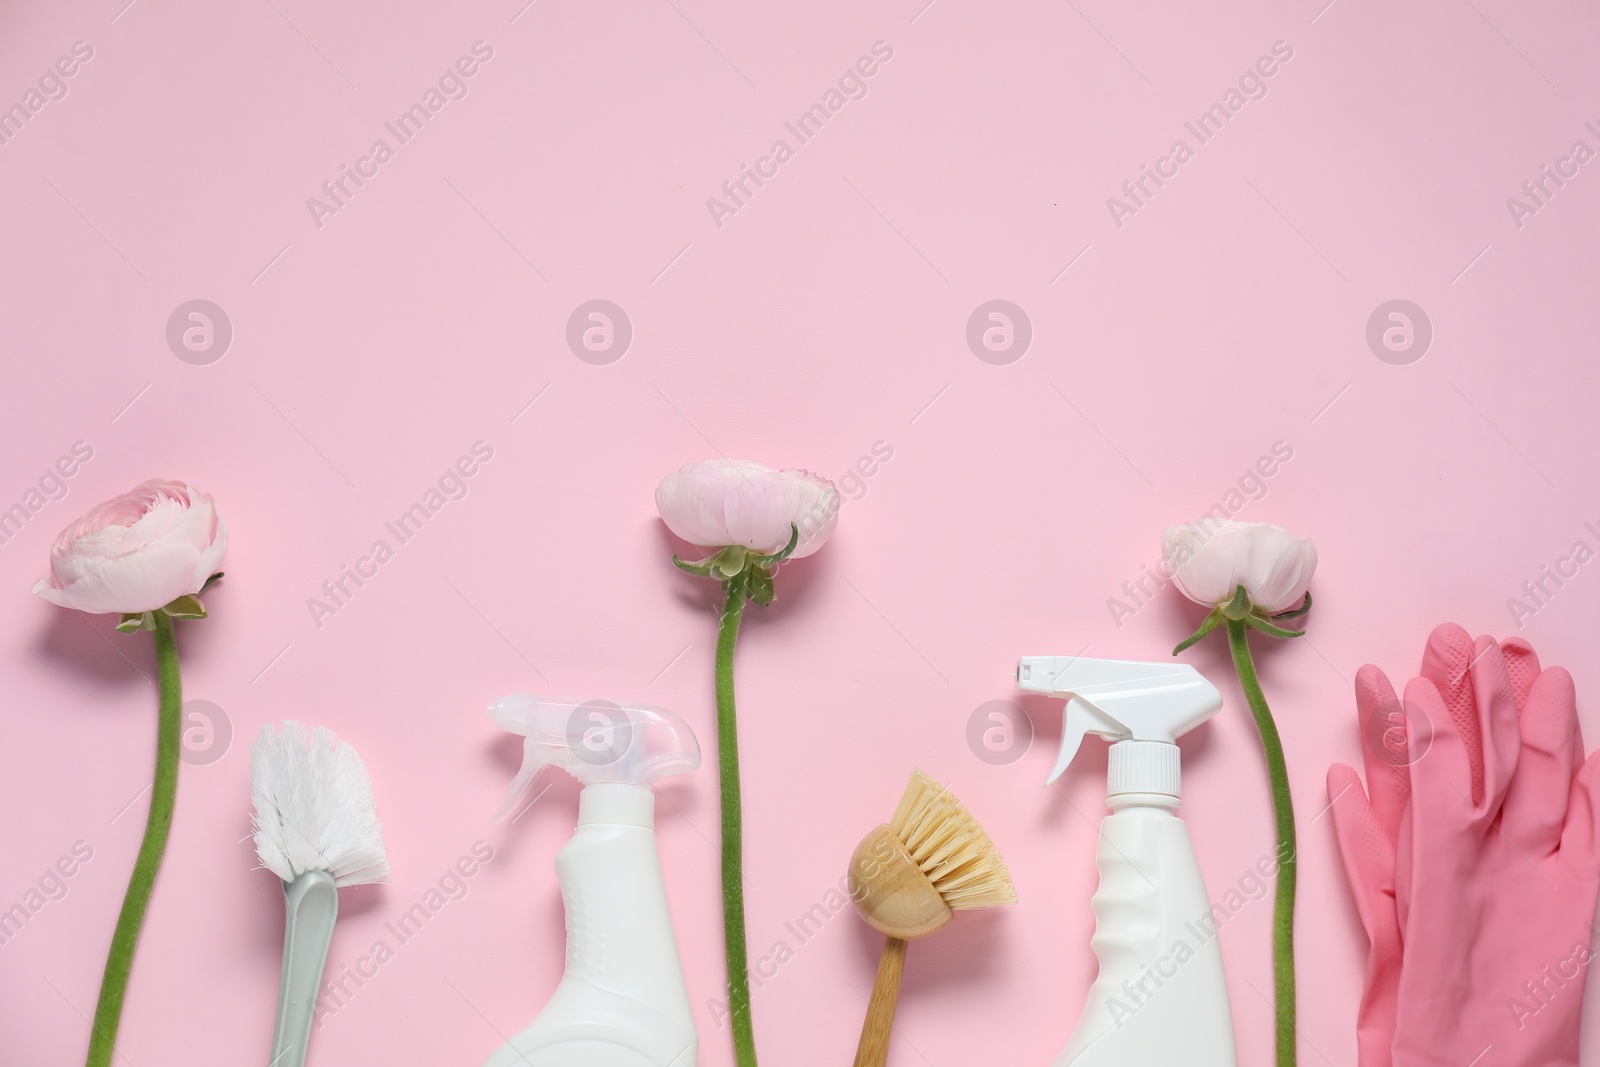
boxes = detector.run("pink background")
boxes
[4,0,1600,1064]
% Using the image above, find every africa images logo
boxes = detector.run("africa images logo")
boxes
[1105,40,1295,229]
[305,42,495,229]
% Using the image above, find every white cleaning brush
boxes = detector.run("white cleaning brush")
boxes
[251,722,388,1067]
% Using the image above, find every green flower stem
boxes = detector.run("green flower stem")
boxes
[1226,617,1297,1067]
[86,611,182,1067]
[714,570,758,1067]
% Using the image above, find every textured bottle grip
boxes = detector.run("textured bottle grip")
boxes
[1059,811,1238,1067]
[557,864,605,978]
[553,820,693,1012]
[1086,828,1161,975]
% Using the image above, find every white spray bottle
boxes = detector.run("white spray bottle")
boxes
[485,696,701,1067]
[1017,656,1238,1067]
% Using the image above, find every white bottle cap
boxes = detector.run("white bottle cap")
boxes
[1107,739,1181,803]
[576,781,655,828]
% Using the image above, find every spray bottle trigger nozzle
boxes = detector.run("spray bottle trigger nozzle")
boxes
[1019,656,1223,787]
[489,696,548,822]
[487,695,702,821]
[1048,696,1132,783]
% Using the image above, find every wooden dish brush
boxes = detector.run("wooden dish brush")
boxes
[847,769,1016,1067]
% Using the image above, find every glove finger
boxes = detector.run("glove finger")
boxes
[1327,761,1404,1067]
[1570,666,1589,765]
[1559,747,1600,868]
[1418,622,1487,806]
[1355,948,1399,1067]
[1401,676,1478,871]
[1501,665,1578,858]
[1355,664,1411,846]
[1500,635,1542,711]
[1356,979,1395,1067]
[1468,635,1520,817]
[1394,782,1413,941]
[1327,763,1397,942]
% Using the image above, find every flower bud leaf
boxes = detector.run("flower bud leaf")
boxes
[1220,584,1254,620]
[746,569,776,606]
[673,555,717,577]
[201,571,225,592]
[1271,591,1313,620]
[1173,609,1223,655]
[751,524,800,566]
[115,612,151,634]
[714,546,749,578]
[1244,613,1306,640]
[162,595,207,620]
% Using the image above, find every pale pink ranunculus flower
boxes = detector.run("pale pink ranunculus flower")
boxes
[34,479,228,614]
[655,459,839,559]
[1163,519,1316,613]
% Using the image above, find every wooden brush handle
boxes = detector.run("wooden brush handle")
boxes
[852,936,908,1067]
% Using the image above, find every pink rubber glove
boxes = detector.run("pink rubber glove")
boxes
[1331,625,1600,1067]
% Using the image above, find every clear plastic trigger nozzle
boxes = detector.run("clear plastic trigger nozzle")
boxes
[489,695,701,821]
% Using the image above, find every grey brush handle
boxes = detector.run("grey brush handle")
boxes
[268,870,338,1067]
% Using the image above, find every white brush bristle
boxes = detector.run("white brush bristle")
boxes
[250,721,389,886]
[889,770,1017,910]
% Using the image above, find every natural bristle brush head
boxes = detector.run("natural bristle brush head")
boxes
[848,769,1016,940]
[250,721,389,886]
[848,771,1016,1067]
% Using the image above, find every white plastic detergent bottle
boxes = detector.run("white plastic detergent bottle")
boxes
[1016,656,1238,1067]
[485,696,701,1067]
